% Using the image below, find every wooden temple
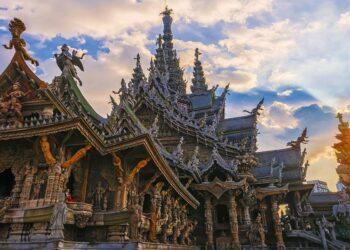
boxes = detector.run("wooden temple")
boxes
[0,9,349,250]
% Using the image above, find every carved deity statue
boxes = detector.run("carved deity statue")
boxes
[49,193,68,239]
[91,181,109,210]
[247,214,266,246]
[128,194,143,241]
[3,18,39,66]
[0,82,31,128]
[55,44,85,86]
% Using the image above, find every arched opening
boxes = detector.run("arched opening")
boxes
[216,204,229,224]
[143,193,151,214]
[0,169,15,198]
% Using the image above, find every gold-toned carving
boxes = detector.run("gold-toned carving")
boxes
[40,136,57,167]
[0,82,31,128]
[40,136,92,169]
[125,158,151,185]
[62,144,92,168]
[3,18,39,66]
[111,152,123,178]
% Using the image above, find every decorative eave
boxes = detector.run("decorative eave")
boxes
[199,147,237,176]
[191,177,247,199]
[255,184,289,201]
[132,95,241,157]
[0,117,199,208]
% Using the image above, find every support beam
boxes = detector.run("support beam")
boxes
[271,196,286,250]
[204,196,214,250]
[229,192,241,250]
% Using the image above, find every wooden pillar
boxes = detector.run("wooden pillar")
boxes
[19,173,34,207]
[243,205,251,225]
[204,196,214,250]
[11,170,24,207]
[228,192,241,250]
[271,196,286,250]
[259,201,268,230]
[80,156,90,202]
[148,193,160,242]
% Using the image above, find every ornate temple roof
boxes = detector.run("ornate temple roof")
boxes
[0,9,312,202]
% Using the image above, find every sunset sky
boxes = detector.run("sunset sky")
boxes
[1,0,350,190]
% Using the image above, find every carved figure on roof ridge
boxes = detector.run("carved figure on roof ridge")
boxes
[3,18,39,66]
[55,44,85,86]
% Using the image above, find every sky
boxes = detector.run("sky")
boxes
[1,0,350,190]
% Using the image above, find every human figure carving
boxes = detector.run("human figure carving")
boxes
[111,152,123,181]
[128,194,143,241]
[91,181,109,210]
[247,214,266,246]
[3,18,39,66]
[0,82,31,128]
[40,135,92,170]
[55,44,85,86]
[49,193,68,239]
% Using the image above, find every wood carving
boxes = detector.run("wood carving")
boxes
[111,152,123,178]
[40,135,92,169]
[40,135,57,167]
[3,18,39,66]
[125,158,151,185]
[62,144,92,168]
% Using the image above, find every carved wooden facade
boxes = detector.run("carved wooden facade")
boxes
[0,9,348,250]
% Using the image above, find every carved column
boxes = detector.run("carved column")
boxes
[148,194,160,242]
[19,173,34,207]
[44,171,56,204]
[204,196,214,250]
[228,192,240,249]
[11,171,24,207]
[259,201,268,230]
[271,196,286,250]
[243,205,251,225]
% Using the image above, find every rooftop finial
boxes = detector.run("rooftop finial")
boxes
[191,48,207,93]
[160,6,173,35]
[160,6,173,16]
[195,48,201,61]
[3,18,39,66]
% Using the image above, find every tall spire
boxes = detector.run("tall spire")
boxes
[160,6,174,51]
[131,53,146,94]
[191,48,208,93]
[153,6,186,95]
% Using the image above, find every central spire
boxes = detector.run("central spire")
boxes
[154,6,186,95]
[161,6,173,36]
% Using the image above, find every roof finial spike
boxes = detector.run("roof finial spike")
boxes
[134,53,141,66]
[3,18,39,66]
[191,48,208,93]
[195,48,201,61]
[286,127,309,148]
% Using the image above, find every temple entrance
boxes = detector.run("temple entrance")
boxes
[0,169,15,198]
[216,204,229,224]
[142,193,151,213]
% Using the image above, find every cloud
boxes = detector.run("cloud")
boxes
[260,101,298,130]
[277,89,293,97]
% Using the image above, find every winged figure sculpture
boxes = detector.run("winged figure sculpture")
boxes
[55,44,85,86]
